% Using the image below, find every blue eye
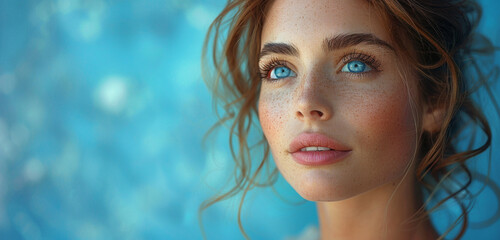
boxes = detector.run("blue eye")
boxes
[270,66,296,79]
[341,60,372,73]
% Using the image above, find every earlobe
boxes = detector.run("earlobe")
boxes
[422,105,446,133]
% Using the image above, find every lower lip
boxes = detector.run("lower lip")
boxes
[292,150,351,166]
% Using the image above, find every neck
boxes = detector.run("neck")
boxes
[316,172,438,240]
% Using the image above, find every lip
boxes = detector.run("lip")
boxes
[289,133,351,166]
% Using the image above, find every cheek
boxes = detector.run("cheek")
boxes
[358,92,414,140]
[347,85,417,175]
[258,91,287,145]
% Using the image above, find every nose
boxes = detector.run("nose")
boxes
[295,78,333,122]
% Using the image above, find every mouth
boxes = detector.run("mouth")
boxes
[289,133,351,166]
[289,132,351,153]
[299,146,333,151]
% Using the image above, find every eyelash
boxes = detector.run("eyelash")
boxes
[258,51,382,80]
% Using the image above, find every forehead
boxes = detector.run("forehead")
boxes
[261,0,391,50]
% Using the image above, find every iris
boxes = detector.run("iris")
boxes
[341,60,371,73]
[270,66,295,79]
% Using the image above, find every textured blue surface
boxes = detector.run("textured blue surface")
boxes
[0,0,499,239]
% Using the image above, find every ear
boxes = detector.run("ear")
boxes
[422,104,446,133]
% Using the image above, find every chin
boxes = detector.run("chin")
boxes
[297,189,356,202]
[290,175,361,202]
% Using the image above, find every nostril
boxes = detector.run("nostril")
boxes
[296,109,329,120]
[311,110,324,118]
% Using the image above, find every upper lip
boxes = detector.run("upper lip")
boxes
[289,132,351,153]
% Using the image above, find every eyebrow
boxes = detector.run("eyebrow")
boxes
[322,33,394,52]
[259,42,299,59]
[259,33,394,59]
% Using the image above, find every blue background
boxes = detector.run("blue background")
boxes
[0,0,499,239]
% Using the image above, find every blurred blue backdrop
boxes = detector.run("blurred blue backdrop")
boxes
[0,0,499,239]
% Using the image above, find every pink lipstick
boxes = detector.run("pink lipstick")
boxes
[289,133,351,166]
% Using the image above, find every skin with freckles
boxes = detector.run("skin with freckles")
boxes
[259,0,417,202]
[258,0,438,239]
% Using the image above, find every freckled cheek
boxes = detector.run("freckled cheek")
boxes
[258,92,288,146]
[351,92,416,157]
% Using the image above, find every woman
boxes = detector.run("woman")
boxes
[200,0,499,239]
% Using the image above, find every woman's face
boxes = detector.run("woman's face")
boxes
[258,0,420,201]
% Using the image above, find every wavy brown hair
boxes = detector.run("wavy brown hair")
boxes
[199,0,499,239]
